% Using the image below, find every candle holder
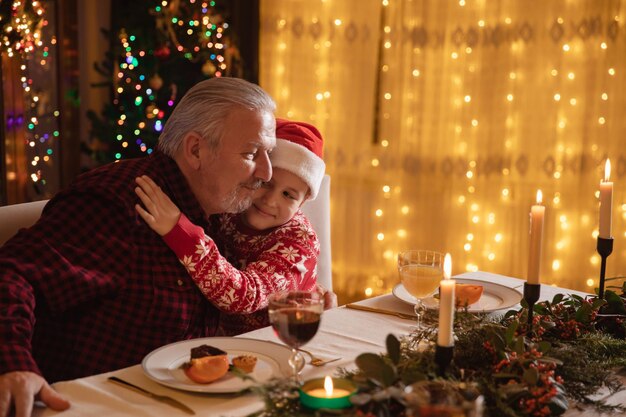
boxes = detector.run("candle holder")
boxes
[596,237,613,299]
[434,345,454,376]
[299,378,357,410]
[523,283,541,329]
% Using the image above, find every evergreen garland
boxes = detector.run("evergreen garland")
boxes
[249,289,626,417]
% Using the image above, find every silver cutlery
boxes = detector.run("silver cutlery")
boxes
[299,349,342,366]
[108,376,195,415]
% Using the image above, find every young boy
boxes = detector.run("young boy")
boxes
[135,118,328,334]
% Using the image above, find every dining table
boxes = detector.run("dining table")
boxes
[32,271,625,417]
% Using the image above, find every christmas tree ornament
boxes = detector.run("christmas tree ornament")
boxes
[149,74,163,91]
[154,45,171,60]
[145,104,157,118]
[202,61,217,76]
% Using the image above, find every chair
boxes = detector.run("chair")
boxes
[301,175,332,291]
[0,199,48,246]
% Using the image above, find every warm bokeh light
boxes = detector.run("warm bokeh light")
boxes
[443,253,452,279]
[260,1,626,303]
[324,376,333,395]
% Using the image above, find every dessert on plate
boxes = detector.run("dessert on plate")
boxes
[182,344,259,383]
[182,344,229,384]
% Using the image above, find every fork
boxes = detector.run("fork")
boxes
[299,349,341,366]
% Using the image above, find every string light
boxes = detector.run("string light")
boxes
[260,5,626,301]
[1,1,59,193]
[90,1,232,162]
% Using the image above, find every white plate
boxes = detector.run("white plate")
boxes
[142,337,291,393]
[392,278,522,313]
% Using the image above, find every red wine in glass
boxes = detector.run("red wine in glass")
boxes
[268,291,324,384]
[271,308,321,348]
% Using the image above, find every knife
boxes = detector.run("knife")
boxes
[108,376,196,415]
[345,303,416,320]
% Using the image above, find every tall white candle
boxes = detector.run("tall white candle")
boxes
[599,159,613,239]
[437,253,455,347]
[527,190,545,285]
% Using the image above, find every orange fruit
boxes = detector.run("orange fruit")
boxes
[455,284,483,307]
[184,355,229,383]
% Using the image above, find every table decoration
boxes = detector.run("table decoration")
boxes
[248,287,626,417]
[597,237,614,299]
[523,282,541,329]
[299,376,357,410]
[527,190,545,286]
[598,159,613,239]
[435,253,455,376]
[597,159,614,299]
[437,253,455,347]
[524,190,544,329]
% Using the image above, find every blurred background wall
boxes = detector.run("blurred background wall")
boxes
[2,0,626,304]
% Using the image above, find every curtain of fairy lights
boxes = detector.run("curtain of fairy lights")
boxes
[260,0,626,302]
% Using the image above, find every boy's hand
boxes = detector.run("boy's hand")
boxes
[134,175,181,236]
[316,285,338,310]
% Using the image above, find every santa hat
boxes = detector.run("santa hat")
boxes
[271,118,326,200]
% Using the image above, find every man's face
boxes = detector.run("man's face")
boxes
[242,168,310,231]
[192,108,276,215]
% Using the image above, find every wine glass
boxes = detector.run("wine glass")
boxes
[268,290,324,384]
[397,250,444,328]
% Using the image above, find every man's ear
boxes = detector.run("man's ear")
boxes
[181,132,202,170]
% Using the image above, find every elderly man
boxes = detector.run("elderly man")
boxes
[0,77,276,417]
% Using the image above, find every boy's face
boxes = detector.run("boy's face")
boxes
[242,168,310,231]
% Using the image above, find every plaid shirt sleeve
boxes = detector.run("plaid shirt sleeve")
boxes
[0,192,130,375]
[163,213,319,314]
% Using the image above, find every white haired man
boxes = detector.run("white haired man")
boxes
[0,77,276,417]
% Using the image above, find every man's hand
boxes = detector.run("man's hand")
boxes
[134,175,181,236]
[0,371,70,417]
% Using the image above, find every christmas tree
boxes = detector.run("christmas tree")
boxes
[87,0,241,164]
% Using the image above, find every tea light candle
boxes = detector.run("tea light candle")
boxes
[527,190,545,285]
[599,159,613,239]
[437,253,455,347]
[299,376,356,409]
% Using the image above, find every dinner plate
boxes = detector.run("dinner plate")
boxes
[142,337,291,393]
[392,278,522,313]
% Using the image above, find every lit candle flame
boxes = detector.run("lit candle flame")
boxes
[443,253,452,279]
[604,159,611,182]
[536,190,543,204]
[324,376,333,396]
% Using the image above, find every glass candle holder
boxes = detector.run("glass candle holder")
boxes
[299,376,357,410]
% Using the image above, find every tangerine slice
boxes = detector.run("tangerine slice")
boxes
[455,283,483,307]
[184,355,229,384]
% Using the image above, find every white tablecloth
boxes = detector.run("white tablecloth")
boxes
[33,272,625,417]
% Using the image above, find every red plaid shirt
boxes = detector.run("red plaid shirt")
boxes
[0,151,220,382]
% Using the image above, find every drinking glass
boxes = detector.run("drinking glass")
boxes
[268,290,324,384]
[397,250,444,328]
